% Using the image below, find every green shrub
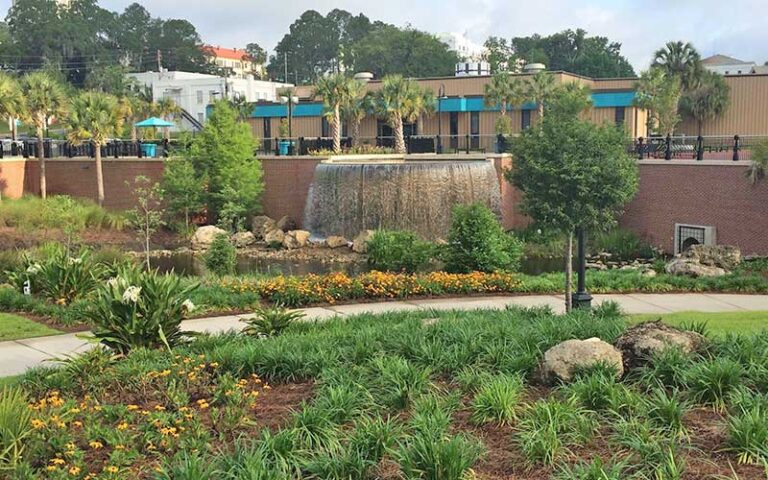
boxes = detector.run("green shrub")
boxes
[205,234,237,276]
[726,406,768,464]
[591,228,656,260]
[443,203,523,273]
[0,195,123,232]
[563,366,641,416]
[0,387,33,470]
[241,305,305,338]
[645,388,688,437]
[82,270,198,354]
[555,458,626,480]
[470,373,524,425]
[685,358,744,411]
[366,230,434,273]
[367,356,431,410]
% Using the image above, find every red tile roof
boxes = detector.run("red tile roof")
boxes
[203,46,250,61]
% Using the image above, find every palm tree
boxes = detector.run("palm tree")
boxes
[155,97,180,140]
[373,75,435,154]
[21,72,67,200]
[66,92,123,207]
[525,71,556,121]
[341,80,371,148]
[653,41,703,91]
[679,70,730,137]
[0,73,23,142]
[484,73,525,135]
[314,73,358,153]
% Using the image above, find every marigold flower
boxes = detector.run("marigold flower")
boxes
[117,422,129,430]
[69,466,81,475]
[31,419,45,429]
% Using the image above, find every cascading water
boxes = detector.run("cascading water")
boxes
[303,158,502,240]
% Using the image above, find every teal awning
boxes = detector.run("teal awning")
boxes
[134,117,175,128]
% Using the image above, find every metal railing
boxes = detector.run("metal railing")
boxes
[0,139,177,159]
[631,135,762,161]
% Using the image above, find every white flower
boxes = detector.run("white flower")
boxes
[122,286,142,304]
[67,257,82,265]
[182,299,196,312]
[26,263,42,275]
[106,277,120,289]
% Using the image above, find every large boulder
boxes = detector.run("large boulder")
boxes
[665,258,726,278]
[685,245,741,271]
[283,230,311,250]
[540,338,624,383]
[276,215,297,232]
[326,235,350,249]
[615,321,707,369]
[251,215,276,240]
[191,225,227,250]
[352,230,375,253]
[231,231,256,248]
[264,229,285,246]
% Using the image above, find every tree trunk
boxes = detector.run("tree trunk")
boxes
[500,101,507,117]
[537,103,545,123]
[332,105,341,154]
[37,127,46,200]
[351,118,361,148]
[145,210,151,271]
[394,117,405,154]
[95,143,105,207]
[565,231,573,313]
[131,126,137,142]
[697,120,702,138]
[11,118,17,141]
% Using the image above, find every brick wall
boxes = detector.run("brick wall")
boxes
[259,156,321,225]
[0,159,30,200]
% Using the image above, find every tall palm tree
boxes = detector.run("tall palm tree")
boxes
[155,97,180,140]
[0,73,23,142]
[679,70,731,136]
[341,82,372,148]
[525,71,556,121]
[21,72,67,200]
[66,92,123,207]
[314,73,358,153]
[373,75,435,154]
[484,73,525,117]
[653,41,703,91]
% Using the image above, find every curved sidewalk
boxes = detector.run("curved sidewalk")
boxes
[3,293,768,377]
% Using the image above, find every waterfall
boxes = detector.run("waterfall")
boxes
[303,158,502,240]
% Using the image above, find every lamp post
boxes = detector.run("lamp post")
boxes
[571,227,593,309]
[279,94,299,139]
[437,84,447,154]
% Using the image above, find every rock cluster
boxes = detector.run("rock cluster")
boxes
[615,321,707,369]
[665,245,741,278]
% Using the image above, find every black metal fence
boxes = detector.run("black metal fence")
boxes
[0,139,175,160]
[631,135,762,161]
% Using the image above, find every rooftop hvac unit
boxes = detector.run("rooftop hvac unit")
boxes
[454,62,490,77]
[674,223,716,254]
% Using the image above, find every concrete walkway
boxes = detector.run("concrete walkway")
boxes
[3,293,768,377]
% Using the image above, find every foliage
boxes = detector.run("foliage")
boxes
[242,305,305,338]
[245,42,268,66]
[0,72,23,134]
[634,68,683,136]
[161,156,206,230]
[525,71,556,117]
[366,230,435,273]
[470,373,524,425]
[314,73,360,153]
[685,358,744,411]
[125,176,165,270]
[444,203,524,273]
[590,229,656,260]
[652,41,703,91]
[204,234,237,276]
[484,72,525,132]
[546,82,593,118]
[726,405,768,464]
[679,69,731,135]
[0,387,32,470]
[746,139,768,184]
[373,75,435,153]
[82,269,198,354]
[0,195,123,232]
[555,458,626,480]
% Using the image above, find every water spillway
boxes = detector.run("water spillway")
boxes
[303,157,502,240]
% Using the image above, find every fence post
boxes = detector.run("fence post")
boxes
[637,137,644,160]
[114,141,119,159]
[465,133,470,154]
[664,134,672,160]
[274,137,279,156]
[696,135,704,161]
[733,135,740,161]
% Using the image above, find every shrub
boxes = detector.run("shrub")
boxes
[241,305,305,338]
[397,431,484,480]
[366,230,434,273]
[443,203,523,273]
[563,366,641,416]
[82,270,198,354]
[555,458,626,480]
[726,406,768,464]
[685,358,744,411]
[367,356,431,410]
[591,228,656,260]
[645,388,688,437]
[0,387,33,470]
[470,373,524,425]
[205,234,237,276]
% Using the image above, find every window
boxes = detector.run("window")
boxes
[521,110,531,129]
[615,107,626,126]
[321,117,330,137]
[449,112,459,149]
[263,118,271,138]
[197,112,205,123]
[209,90,217,102]
[196,90,203,104]
[403,122,418,137]
[470,112,480,149]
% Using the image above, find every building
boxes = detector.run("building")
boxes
[129,71,292,131]
[702,54,756,75]
[203,46,263,79]
[437,32,485,61]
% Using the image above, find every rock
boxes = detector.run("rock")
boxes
[615,321,707,369]
[191,225,227,250]
[642,269,658,277]
[283,230,311,250]
[540,338,624,383]
[251,215,276,239]
[276,215,297,232]
[264,229,285,246]
[326,235,350,249]
[684,245,741,271]
[665,258,726,278]
[352,230,375,253]
[231,231,256,248]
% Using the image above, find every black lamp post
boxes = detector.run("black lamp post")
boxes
[571,226,593,309]
[437,84,447,154]
[280,93,299,153]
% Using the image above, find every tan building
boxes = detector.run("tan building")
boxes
[204,46,262,79]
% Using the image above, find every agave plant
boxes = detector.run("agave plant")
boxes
[241,305,305,338]
[0,387,33,470]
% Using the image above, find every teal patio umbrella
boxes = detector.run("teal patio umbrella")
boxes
[134,117,175,128]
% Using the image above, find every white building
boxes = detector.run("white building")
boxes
[129,71,292,131]
[437,32,485,61]
[702,54,756,75]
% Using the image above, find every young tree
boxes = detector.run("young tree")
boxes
[0,73,23,142]
[634,69,682,136]
[482,36,515,73]
[679,70,731,136]
[373,75,435,154]
[21,72,67,200]
[484,73,525,134]
[314,73,358,153]
[126,176,164,270]
[65,92,123,207]
[161,156,205,230]
[508,86,638,311]
[525,71,556,120]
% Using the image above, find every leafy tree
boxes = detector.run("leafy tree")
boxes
[267,10,340,83]
[373,75,435,153]
[634,69,682,136]
[245,42,267,65]
[204,233,237,276]
[0,73,23,141]
[126,176,164,270]
[525,71,556,120]
[352,25,460,78]
[652,41,703,91]
[21,72,67,200]
[161,156,205,231]
[314,74,359,153]
[679,70,730,136]
[546,82,593,118]
[482,36,516,73]
[327,9,373,71]
[187,101,263,228]
[65,91,123,207]
[484,73,525,134]
[508,89,638,311]
[112,3,153,70]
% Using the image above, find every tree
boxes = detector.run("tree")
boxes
[245,42,267,65]
[546,82,593,118]
[679,70,730,136]
[267,10,340,83]
[65,91,123,207]
[342,82,372,147]
[155,97,180,140]
[126,176,164,270]
[314,74,359,153]
[21,72,67,200]
[508,94,638,312]
[162,156,205,230]
[187,101,263,228]
[484,73,525,134]
[634,69,682,136]
[652,41,703,91]
[746,140,768,185]
[0,73,23,141]
[482,36,516,73]
[525,71,556,120]
[373,75,435,154]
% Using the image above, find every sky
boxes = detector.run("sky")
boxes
[2,0,768,71]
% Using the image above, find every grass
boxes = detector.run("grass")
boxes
[0,312,59,341]
[629,311,768,337]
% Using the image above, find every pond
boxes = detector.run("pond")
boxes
[151,252,565,277]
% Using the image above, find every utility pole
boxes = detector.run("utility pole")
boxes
[156,49,163,72]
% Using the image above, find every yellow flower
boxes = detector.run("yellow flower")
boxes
[126,404,139,411]
[104,466,119,474]
[50,458,66,465]
[47,465,58,472]
[72,421,83,428]
[115,444,126,451]
[117,422,129,430]
[31,419,45,429]
[65,443,76,451]
[69,466,81,475]
[154,405,166,411]
[88,440,103,450]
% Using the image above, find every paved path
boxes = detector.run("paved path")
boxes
[2,293,768,377]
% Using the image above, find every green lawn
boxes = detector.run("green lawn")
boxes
[629,310,768,336]
[0,312,60,341]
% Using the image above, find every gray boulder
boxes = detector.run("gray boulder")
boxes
[352,230,375,253]
[685,245,741,271]
[615,321,707,369]
[191,225,227,251]
[231,231,256,248]
[665,258,726,278]
[326,235,350,249]
[276,215,297,232]
[283,230,311,249]
[251,215,276,240]
[264,229,285,246]
[540,338,624,383]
